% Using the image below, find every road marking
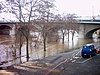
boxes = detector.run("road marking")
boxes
[72,60,76,62]
[72,50,81,58]
[75,50,81,56]
[76,57,92,64]
[45,50,80,75]
[45,58,68,75]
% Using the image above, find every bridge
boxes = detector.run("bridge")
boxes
[78,21,100,38]
[0,21,100,38]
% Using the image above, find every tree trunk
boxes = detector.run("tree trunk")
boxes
[26,37,29,62]
[72,33,74,40]
[72,31,75,41]
[44,37,46,51]
[19,34,22,63]
[43,33,46,57]
[68,29,70,42]
[62,33,64,44]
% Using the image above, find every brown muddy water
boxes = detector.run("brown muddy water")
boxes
[0,35,100,63]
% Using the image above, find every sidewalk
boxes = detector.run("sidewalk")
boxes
[6,49,80,75]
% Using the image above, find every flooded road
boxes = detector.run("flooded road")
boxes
[0,35,100,63]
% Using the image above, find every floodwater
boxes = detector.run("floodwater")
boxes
[29,34,99,60]
[0,34,100,63]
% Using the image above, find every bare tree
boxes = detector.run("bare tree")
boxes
[52,13,79,44]
[3,0,41,62]
[1,0,56,60]
[66,14,79,40]
[53,14,69,44]
[34,0,55,57]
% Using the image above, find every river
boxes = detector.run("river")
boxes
[0,34,100,63]
[29,35,100,60]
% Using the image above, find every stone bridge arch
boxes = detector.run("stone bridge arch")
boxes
[85,28,100,38]
[79,22,100,38]
[0,25,12,35]
[0,22,15,35]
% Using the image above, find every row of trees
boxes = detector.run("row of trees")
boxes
[0,0,79,62]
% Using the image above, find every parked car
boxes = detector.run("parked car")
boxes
[81,44,96,58]
[96,46,100,53]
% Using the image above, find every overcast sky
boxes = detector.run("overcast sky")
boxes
[1,0,100,21]
[55,0,100,17]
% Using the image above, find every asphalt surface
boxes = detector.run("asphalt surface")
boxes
[0,41,100,75]
[47,53,100,75]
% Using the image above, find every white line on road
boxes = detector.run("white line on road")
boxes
[76,57,93,64]
[45,50,80,75]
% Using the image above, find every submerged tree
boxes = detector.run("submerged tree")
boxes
[66,14,79,40]
[1,0,56,60]
[34,0,56,57]
[52,13,79,44]
[3,0,41,62]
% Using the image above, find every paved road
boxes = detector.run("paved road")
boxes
[46,42,100,75]
[47,53,100,75]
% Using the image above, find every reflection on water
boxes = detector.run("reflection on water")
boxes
[0,35,100,62]
[29,34,95,60]
[93,38,100,42]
